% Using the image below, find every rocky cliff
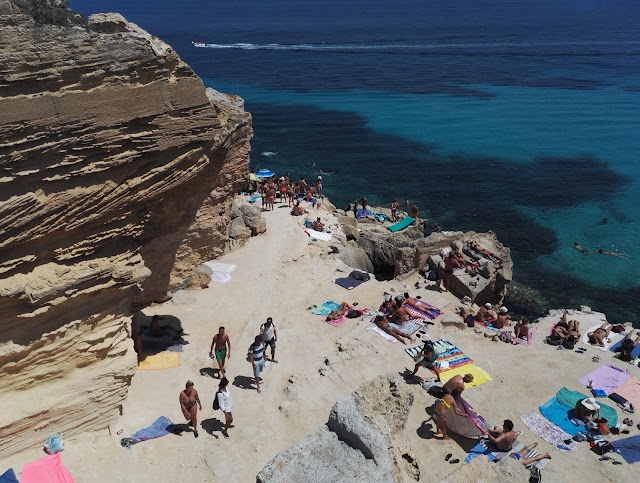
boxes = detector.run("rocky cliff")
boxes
[0,0,252,457]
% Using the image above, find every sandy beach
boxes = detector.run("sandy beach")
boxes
[3,195,638,482]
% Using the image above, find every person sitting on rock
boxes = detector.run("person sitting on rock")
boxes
[312,217,325,231]
[615,331,640,362]
[374,315,415,344]
[478,303,497,323]
[291,201,308,216]
[587,323,613,347]
[493,307,511,329]
[513,318,531,341]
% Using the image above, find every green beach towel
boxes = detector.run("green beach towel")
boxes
[556,386,618,427]
[387,216,414,232]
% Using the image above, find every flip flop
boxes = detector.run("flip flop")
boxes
[612,461,623,465]
[449,458,460,464]
[599,456,611,461]
[445,453,452,461]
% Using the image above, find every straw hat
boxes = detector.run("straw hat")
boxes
[499,306,508,314]
[581,397,600,411]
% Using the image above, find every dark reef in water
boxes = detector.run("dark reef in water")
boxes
[248,101,636,324]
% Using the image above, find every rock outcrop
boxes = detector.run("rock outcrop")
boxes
[257,377,417,483]
[0,0,251,457]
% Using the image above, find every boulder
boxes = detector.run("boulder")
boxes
[257,377,415,483]
[228,216,251,244]
[337,244,374,273]
[240,203,267,235]
[339,216,359,241]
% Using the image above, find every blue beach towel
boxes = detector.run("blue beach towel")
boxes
[0,469,18,483]
[312,301,340,316]
[120,416,174,448]
[387,216,414,232]
[356,208,372,219]
[609,339,640,358]
[539,398,581,436]
[613,435,640,464]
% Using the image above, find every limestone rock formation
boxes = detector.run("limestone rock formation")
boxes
[257,377,416,483]
[0,0,251,457]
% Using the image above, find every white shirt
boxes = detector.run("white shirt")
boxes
[261,323,276,341]
[217,389,233,413]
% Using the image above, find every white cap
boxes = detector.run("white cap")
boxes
[499,306,508,314]
[484,303,492,309]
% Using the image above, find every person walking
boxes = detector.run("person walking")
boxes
[260,317,278,363]
[209,326,231,378]
[179,380,202,438]
[248,335,266,393]
[216,377,233,439]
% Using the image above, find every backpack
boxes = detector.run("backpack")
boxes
[427,270,438,281]
[592,440,613,456]
[528,465,542,483]
[545,336,562,346]
[347,309,360,319]
[213,390,221,410]
[465,314,475,328]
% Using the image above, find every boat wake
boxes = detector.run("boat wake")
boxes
[261,151,278,157]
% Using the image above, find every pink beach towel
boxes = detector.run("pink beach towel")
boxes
[22,454,74,483]
[579,364,629,395]
[324,316,346,327]
[613,376,640,411]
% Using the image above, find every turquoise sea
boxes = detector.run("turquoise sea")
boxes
[73,0,640,322]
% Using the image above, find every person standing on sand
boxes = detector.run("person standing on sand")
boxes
[179,381,202,438]
[210,326,231,378]
[216,377,233,439]
[248,335,267,394]
[433,389,468,442]
[391,198,399,222]
[260,317,278,363]
[443,374,474,396]
[267,183,276,211]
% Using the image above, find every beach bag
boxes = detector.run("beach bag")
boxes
[213,390,221,410]
[427,270,438,281]
[545,336,562,346]
[465,314,475,328]
[596,418,610,435]
[611,325,625,333]
[347,309,360,319]
[349,270,370,281]
[44,433,64,454]
[593,440,613,455]
[500,331,514,343]
[562,337,576,350]
[528,465,542,483]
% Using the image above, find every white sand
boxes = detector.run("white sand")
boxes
[3,198,638,482]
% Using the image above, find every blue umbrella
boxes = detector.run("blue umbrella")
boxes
[255,168,275,178]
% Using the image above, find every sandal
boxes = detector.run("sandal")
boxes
[449,458,460,464]
[445,453,452,461]
[612,461,623,465]
[599,456,611,461]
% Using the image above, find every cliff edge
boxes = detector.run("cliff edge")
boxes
[0,0,252,457]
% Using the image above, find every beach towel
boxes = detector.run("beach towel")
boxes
[514,326,538,346]
[120,416,174,448]
[356,208,372,219]
[389,319,423,336]
[520,413,579,452]
[579,364,629,395]
[387,216,414,232]
[439,364,492,387]
[540,387,618,435]
[335,276,366,290]
[137,352,180,370]
[312,301,340,316]
[405,340,473,372]
[21,454,74,483]
[613,435,640,464]
[611,376,640,411]
[404,303,441,321]
[609,338,640,359]
[473,319,499,332]
[304,228,331,241]
[0,469,18,483]
[582,323,624,351]
[366,323,398,343]
[465,439,524,463]
[324,316,346,327]
[202,261,237,284]
[447,396,490,439]
[555,387,618,426]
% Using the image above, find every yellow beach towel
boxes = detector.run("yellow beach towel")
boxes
[439,364,493,387]
[137,352,180,370]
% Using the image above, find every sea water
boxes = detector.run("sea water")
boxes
[72,0,640,322]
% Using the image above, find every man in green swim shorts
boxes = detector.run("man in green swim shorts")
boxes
[210,326,231,378]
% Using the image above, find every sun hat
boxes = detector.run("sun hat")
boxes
[318,175,322,180]
[581,397,600,411]
[499,306,508,314]
[484,303,492,309]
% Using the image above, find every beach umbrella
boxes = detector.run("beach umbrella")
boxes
[255,169,275,178]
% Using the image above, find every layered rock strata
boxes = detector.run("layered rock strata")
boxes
[0,0,251,457]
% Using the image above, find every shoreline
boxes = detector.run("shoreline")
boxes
[3,192,637,481]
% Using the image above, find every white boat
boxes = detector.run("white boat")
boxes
[192,41,206,48]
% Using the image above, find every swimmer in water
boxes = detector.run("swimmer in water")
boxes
[574,242,588,254]
[597,249,628,259]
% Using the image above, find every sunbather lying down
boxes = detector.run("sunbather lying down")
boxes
[588,322,613,347]
[374,315,416,344]
[509,442,551,466]
[327,302,352,320]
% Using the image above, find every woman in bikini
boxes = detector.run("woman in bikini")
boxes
[374,315,415,344]
[433,389,467,441]
[326,302,353,321]
[509,442,551,466]
[179,380,203,438]
[588,323,613,347]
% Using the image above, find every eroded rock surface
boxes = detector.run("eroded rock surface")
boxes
[257,377,415,483]
[0,0,251,457]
